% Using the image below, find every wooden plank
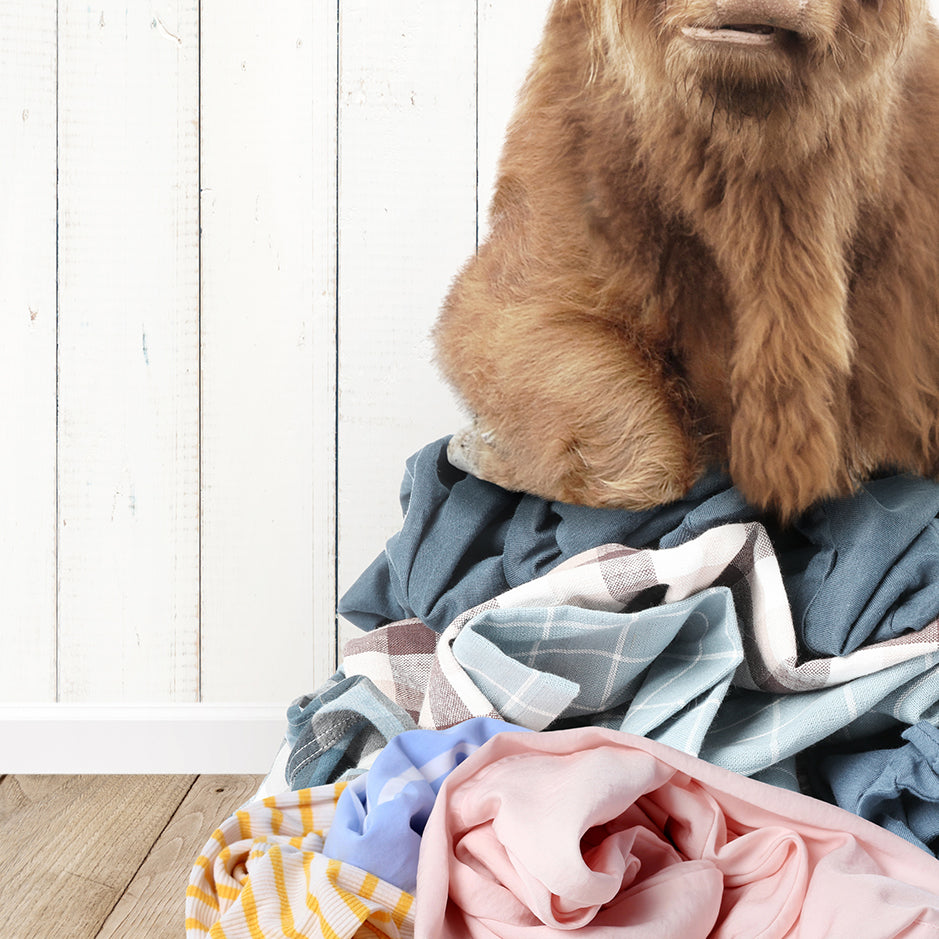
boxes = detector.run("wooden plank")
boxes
[0,2,57,702]
[477,1,553,242]
[56,1,200,701]
[0,774,195,937]
[97,774,263,938]
[200,0,326,703]
[336,1,475,625]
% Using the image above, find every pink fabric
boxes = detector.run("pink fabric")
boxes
[414,728,939,938]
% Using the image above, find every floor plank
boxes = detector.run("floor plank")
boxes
[0,775,195,938]
[97,774,263,938]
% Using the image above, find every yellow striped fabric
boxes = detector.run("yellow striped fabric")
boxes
[186,783,415,939]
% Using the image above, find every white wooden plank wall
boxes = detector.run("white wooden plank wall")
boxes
[56,0,201,703]
[199,1,327,704]
[12,0,937,771]
[0,2,58,704]
[0,0,552,771]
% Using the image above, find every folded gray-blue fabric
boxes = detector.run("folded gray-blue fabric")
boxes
[339,437,939,657]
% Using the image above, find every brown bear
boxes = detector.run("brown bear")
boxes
[433,0,939,520]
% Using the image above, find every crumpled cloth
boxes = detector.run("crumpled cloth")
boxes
[815,720,939,856]
[288,523,939,789]
[286,669,421,786]
[323,717,528,892]
[186,784,415,938]
[414,727,939,938]
[340,437,939,656]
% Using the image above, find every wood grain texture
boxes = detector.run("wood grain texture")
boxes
[56,0,201,702]
[0,775,195,937]
[0,774,262,936]
[0,1,57,702]
[96,774,263,938]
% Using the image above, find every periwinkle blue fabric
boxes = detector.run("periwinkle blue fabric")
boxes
[322,717,528,892]
[816,721,939,857]
[338,437,939,659]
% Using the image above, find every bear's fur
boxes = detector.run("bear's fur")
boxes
[433,0,939,520]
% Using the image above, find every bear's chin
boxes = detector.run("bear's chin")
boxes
[661,30,806,123]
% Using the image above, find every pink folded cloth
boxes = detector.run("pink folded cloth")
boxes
[415,728,939,938]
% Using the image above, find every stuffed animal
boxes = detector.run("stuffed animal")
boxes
[433,0,939,520]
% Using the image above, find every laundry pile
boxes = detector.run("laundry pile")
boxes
[187,437,939,937]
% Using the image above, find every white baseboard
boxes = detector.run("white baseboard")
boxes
[0,703,288,774]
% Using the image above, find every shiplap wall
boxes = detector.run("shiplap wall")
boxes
[0,0,550,772]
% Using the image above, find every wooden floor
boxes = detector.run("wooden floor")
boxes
[0,773,264,938]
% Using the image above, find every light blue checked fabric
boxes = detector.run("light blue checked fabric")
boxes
[452,587,743,758]
[285,670,417,789]
[446,595,939,783]
[699,655,939,776]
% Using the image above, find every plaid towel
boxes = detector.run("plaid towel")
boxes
[185,784,415,939]
[350,522,939,695]
[285,617,442,789]
[285,671,419,787]
[289,523,938,786]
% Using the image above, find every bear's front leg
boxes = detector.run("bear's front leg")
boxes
[435,303,702,509]
[727,280,856,520]
[702,169,860,520]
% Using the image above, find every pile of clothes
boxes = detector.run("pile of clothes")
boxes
[186,437,939,938]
